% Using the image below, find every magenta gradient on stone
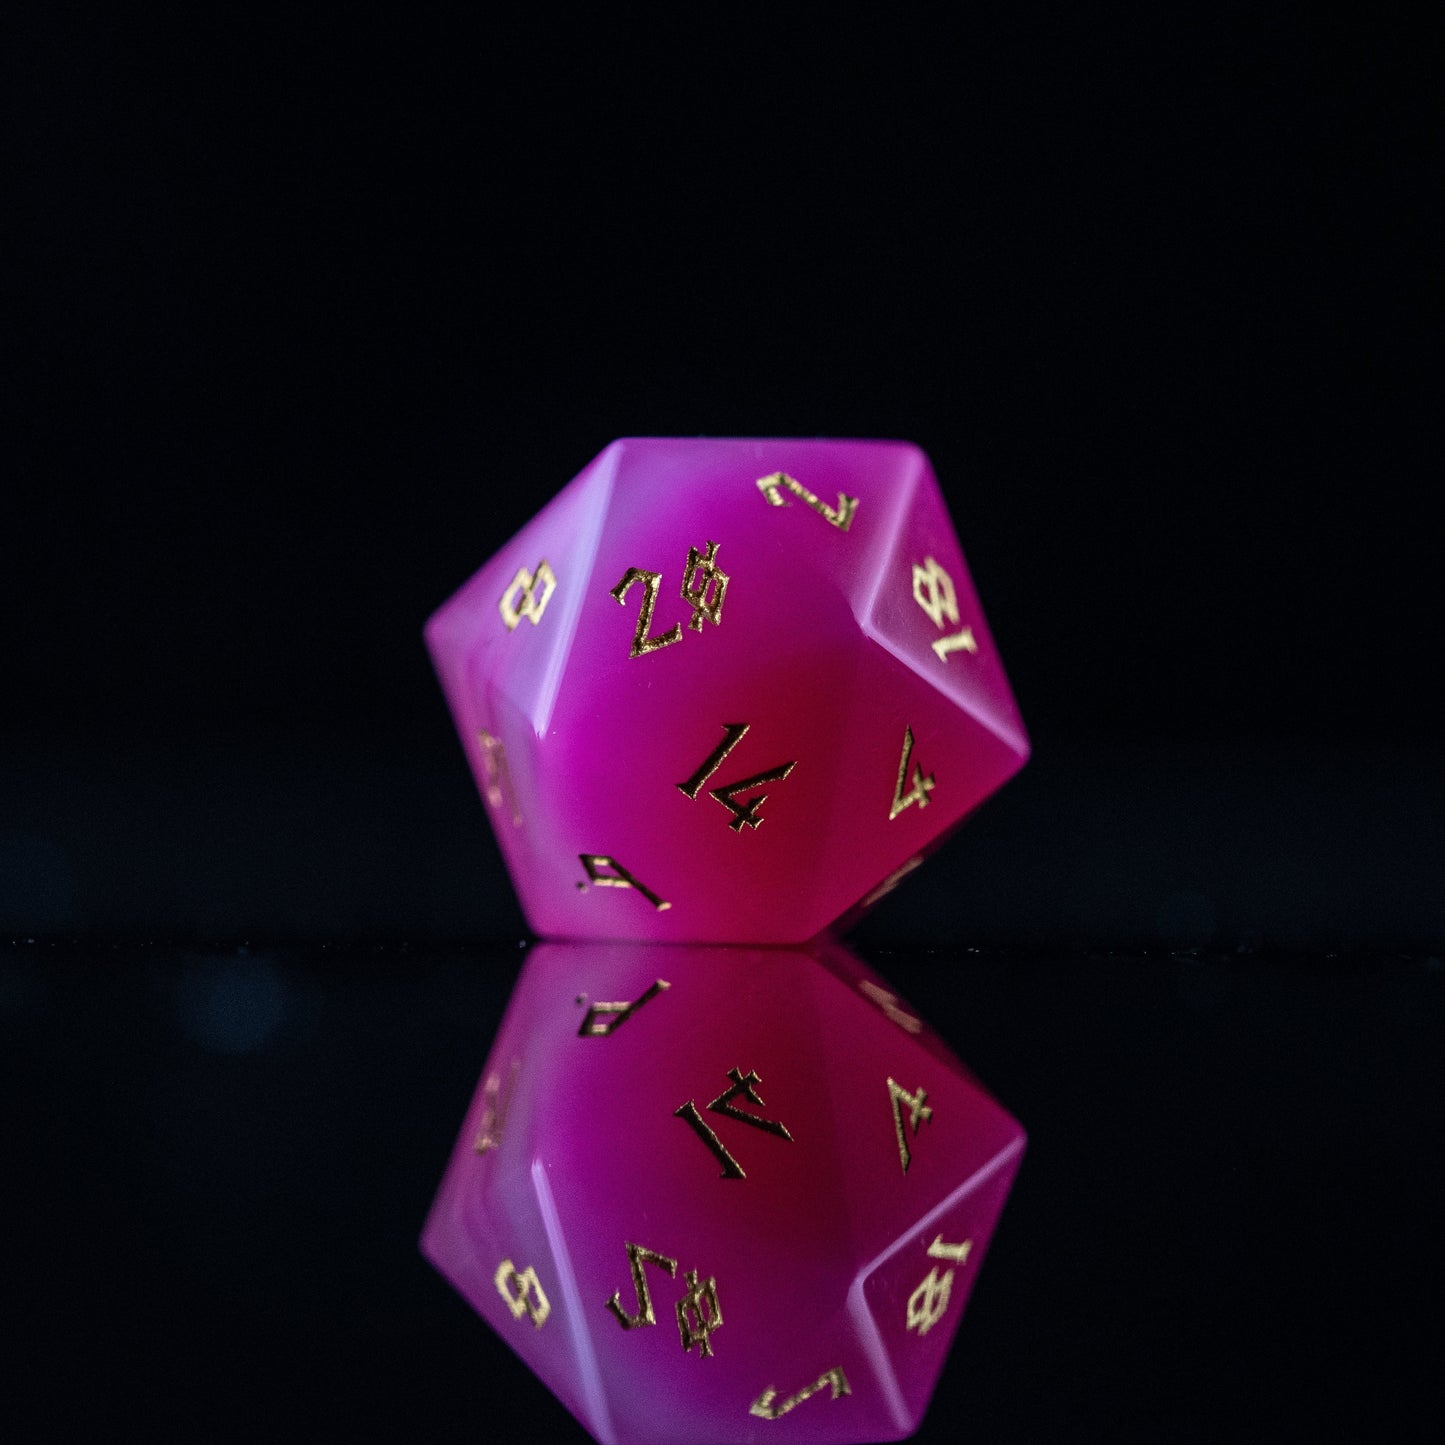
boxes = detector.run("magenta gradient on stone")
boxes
[420,940,1026,1445]
[425,438,1028,943]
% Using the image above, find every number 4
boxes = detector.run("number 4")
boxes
[889,725,935,819]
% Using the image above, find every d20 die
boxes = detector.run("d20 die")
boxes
[425,438,1028,942]
[421,940,1026,1444]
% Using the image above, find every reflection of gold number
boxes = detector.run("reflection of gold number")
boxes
[495,1260,550,1327]
[605,1242,677,1329]
[750,1368,851,1419]
[499,559,557,630]
[605,1243,723,1357]
[577,855,671,911]
[905,1267,952,1335]
[756,472,857,531]
[675,1067,794,1180]
[927,1236,972,1263]
[887,1077,933,1173]
[932,626,977,661]
[676,1270,723,1358]
[578,979,670,1037]
[889,725,935,820]
[906,1237,973,1336]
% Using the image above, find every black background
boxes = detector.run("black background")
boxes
[2,6,1441,1442]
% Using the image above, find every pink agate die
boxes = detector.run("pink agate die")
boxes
[425,438,1028,942]
[421,940,1026,1445]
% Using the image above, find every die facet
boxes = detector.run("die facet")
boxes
[420,940,1026,1445]
[426,438,1028,942]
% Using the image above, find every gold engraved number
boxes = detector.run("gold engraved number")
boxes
[681,541,729,630]
[887,1077,933,1174]
[675,1067,794,1180]
[476,729,522,826]
[605,1242,678,1329]
[750,1368,851,1420]
[611,540,729,659]
[756,472,858,532]
[577,854,671,911]
[494,1260,550,1328]
[906,1237,974,1337]
[676,1270,724,1357]
[499,559,557,631]
[928,1236,973,1263]
[889,725,935,820]
[678,723,797,833]
[605,1244,723,1357]
[473,1059,520,1153]
[578,979,670,1037]
[610,568,682,657]
[912,556,978,662]
[905,1268,953,1336]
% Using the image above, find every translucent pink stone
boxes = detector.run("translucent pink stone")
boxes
[420,940,1026,1444]
[425,438,1028,943]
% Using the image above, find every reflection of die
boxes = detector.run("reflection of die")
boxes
[420,941,1026,1444]
[425,438,1029,942]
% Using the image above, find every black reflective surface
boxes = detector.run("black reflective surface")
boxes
[4,938,1440,1442]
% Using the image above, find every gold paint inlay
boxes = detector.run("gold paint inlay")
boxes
[711,762,797,831]
[889,725,935,820]
[606,1243,723,1357]
[494,1260,550,1328]
[578,979,671,1037]
[932,625,978,661]
[473,1059,520,1153]
[676,1269,723,1357]
[605,1242,678,1330]
[905,1266,953,1336]
[750,1368,851,1419]
[680,540,729,631]
[907,1233,974,1334]
[911,555,978,662]
[476,729,523,826]
[756,472,858,532]
[905,1237,972,1336]
[887,1076,933,1173]
[610,567,682,658]
[499,559,557,630]
[577,855,671,911]
[927,1236,973,1264]
[611,539,730,659]
[677,722,750,800]
[911,556,958,627]
[678,723,796,832]
[707,1067,794,1139]
[676,1067,793,1179]
[674,1100,745,1179]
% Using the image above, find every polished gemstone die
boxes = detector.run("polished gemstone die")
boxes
[420,940,1026,1444]
[425,438,1028,943]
